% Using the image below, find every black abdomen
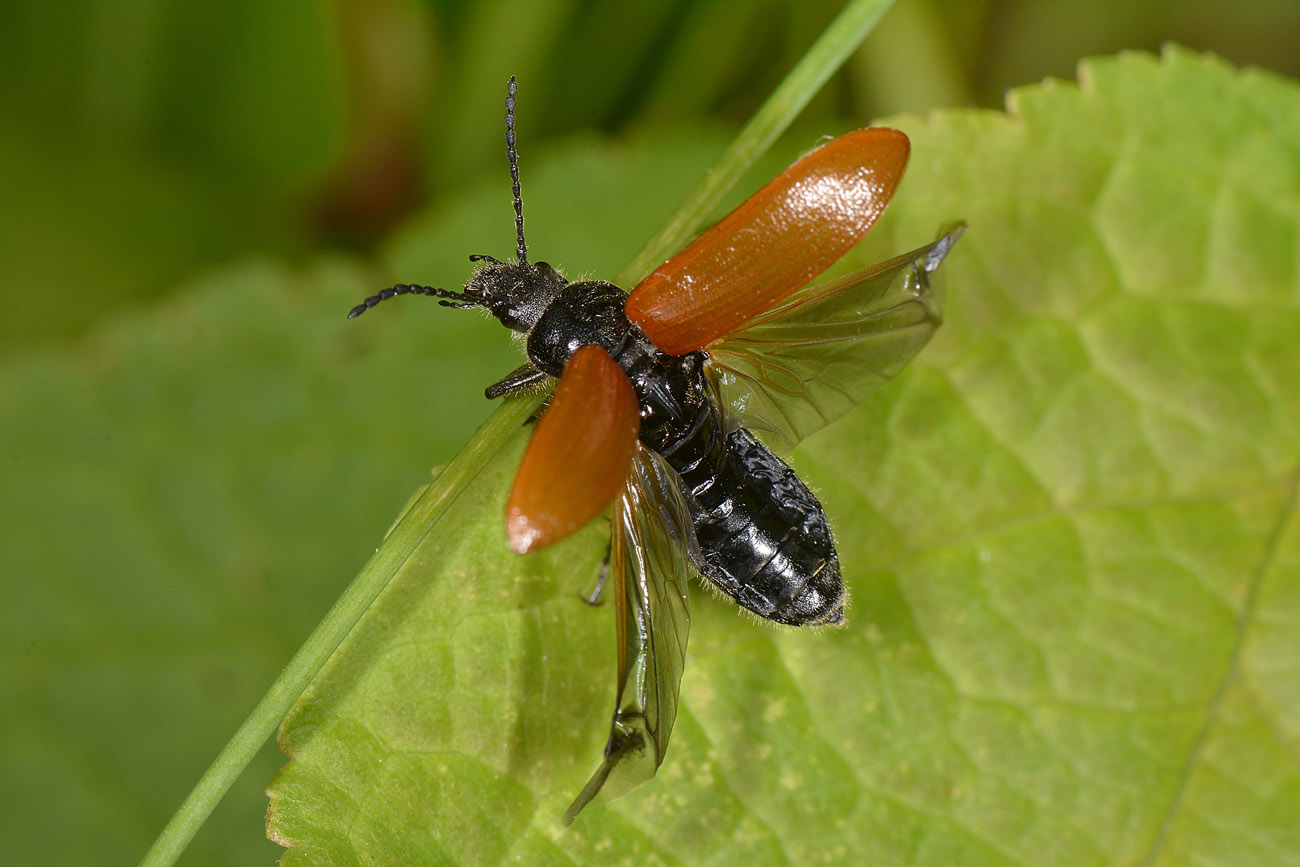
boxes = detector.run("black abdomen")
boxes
[664,409,844,626]
[621,339,844,626]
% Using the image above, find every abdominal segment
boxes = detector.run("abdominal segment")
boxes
[652,392,844,626]
[682,427,844,626]
[616,328,846,627]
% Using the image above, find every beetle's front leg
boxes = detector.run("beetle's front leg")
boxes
[485,362,550,399]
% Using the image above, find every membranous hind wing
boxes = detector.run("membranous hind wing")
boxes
[705,224,964,451]
[564,447,696,824]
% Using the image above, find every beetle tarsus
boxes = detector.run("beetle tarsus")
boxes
[485,363,548,399]
[582,538,613,606]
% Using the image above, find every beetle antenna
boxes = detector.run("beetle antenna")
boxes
[346,284,475,319]
[505,76,528,265]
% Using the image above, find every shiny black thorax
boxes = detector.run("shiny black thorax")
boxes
[516,276,845,627]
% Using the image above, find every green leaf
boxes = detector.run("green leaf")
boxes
[266,48,1300,865]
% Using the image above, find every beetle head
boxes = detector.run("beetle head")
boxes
[462,257,569,332]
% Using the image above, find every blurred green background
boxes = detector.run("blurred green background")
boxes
[3,1,1299,865]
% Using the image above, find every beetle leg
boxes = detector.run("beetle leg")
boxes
[484,363,548,399]
[582,535,613,606]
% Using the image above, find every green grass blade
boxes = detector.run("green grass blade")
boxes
[139,393,542,867]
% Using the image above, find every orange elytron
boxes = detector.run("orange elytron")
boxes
[506,344,640,554]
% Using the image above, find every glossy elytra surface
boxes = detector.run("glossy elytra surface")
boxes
[625,127,909,355]
[506,344,640,554]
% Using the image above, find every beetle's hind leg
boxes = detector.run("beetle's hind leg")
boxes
[581,531,613,606]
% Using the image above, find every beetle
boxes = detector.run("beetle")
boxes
[348,77,962,822]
